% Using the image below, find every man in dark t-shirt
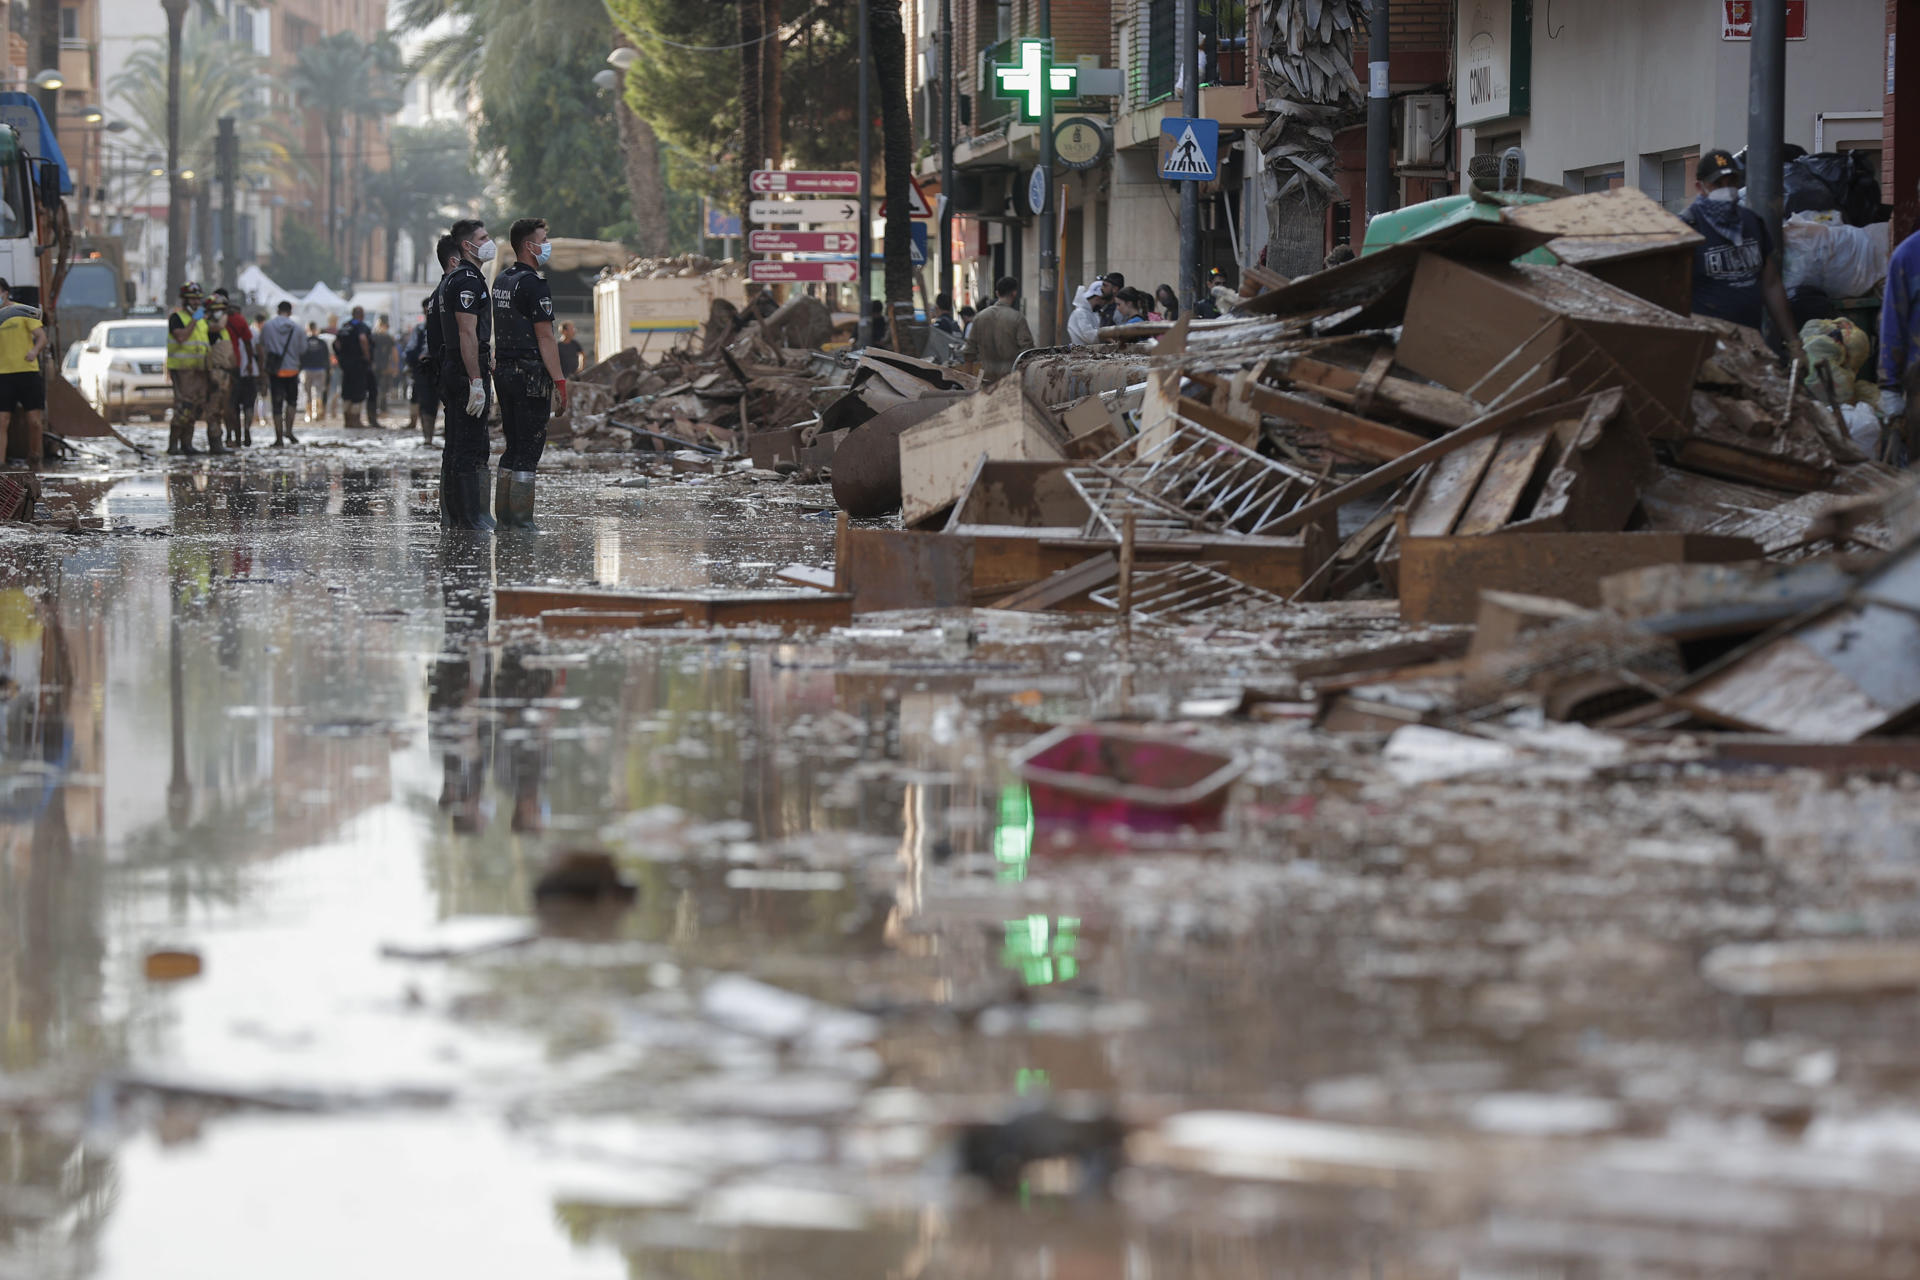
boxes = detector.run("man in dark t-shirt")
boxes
[1677,149,1804,367]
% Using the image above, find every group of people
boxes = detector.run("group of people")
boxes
[160,214,583,534]
[1068,274,1181,345]
[165,285,408,454]
[414,216,572,533]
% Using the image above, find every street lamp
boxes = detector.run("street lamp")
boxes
[606,47,638,70]
[590,69,618,91]
[31,69,62,91]
[76,104,104,124]
[147,155,165,178]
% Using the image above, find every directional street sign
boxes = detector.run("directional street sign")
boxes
[1159,117,1220,181]
[749,260,858,283]
[747,198,862,225]
[749,229,860,254]
[749,169,861,195]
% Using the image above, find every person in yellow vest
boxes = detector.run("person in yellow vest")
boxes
[0,277,47,466]
[166,280,223,456]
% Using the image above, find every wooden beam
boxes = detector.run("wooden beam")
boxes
[1278,355,1477,429]
[1238,382,1430,463]
[1268,380,1576,535]
[990,553,1119,611]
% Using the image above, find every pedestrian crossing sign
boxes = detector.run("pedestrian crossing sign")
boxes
[1159,117,1219,181]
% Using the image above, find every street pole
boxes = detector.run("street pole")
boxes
[1366,0,1392,221]
[162,0,186,300]
[1036,0,1056,345]
[857,0,872,343]
[217,116,237,295]
[939,0,954,302]
[1178,0,1199,314]
[1746,0,1786,260]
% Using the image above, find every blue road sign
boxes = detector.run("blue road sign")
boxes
[1158,117,1219,182]
[705,206,742,238]
[869,224,930,266]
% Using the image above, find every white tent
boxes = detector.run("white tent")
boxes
[233,266,358,328]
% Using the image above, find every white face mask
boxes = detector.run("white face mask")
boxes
[470,238,497,263]
[1706,187,1738,203]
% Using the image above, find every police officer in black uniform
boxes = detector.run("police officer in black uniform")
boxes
[436,218,497,531]
[415,233,459,447]
[490,217,569,529]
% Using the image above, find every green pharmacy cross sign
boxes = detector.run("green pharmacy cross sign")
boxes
[993,38,1078,122]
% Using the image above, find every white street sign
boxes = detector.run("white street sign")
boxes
[748,198,862,225]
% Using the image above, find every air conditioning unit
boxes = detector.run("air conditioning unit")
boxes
[1399,94,1449,167]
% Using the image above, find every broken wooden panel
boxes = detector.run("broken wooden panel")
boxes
[830,393,974,519]
[943,458,1092,535]
[992,554,1118,612]
[1235,381,1431,463]
[1396,529,1764,624]
[897,378,1068,528]
[1455,425,1559,534]
[496,587,853,632]
[1467,590,1599,658]
[1509,389,1652,534]
[1599,560,1855,641]
[1499,186,1702,315]
[1671,438,1836,494]
[838,528,976,613]
[1673,535,1920,740]
[1404,437,1502,537]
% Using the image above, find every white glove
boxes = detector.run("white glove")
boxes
[1882,385,1909,422]
[466,379,487,416]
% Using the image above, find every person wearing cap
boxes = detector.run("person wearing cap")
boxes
[1678,149,1804,367]
[166,281,222,456]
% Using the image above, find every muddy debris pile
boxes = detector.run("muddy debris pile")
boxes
[551,289,855,465]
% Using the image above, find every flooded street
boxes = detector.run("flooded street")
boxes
[7,431,1920,1278]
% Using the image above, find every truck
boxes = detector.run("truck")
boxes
[57,236,133,348]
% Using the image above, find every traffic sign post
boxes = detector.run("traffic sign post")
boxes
[749,169,861,194]
[750,230,860,254]
[749,260,858,283]
[1159,118,1220,181]
[748,198,863,225]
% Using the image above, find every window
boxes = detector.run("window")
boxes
[1638,148,1699,214]
[1200,1,1247,86]
[236,6,254,45]
[1147,0,1176,101]
[58,7,76,40]
[59,264,122,311]
[1564,163,1624,194]
[105,324,169,349]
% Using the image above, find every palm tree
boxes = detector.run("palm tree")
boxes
[361,122,482,281]
[870,0,912,341]
[114,27,298,285]
[287,33,375,264]
[1256,0,1370,275]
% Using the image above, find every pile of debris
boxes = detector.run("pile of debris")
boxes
[595,252,743,282]
[551,290,850,460]
[795,186,1914,745]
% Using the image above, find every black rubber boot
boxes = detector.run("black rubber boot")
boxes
[493,470,512,526]
[441,464,496,533]
[505,472,538,531]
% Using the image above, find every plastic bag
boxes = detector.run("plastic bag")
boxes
[1783,151,1883,226]
[1842,401,1882,457]
[1784,217,1890,298]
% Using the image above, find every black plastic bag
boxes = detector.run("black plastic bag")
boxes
[1783,151,1884,226]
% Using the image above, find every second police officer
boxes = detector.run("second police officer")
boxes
[490,217,569,529]
[436,218,496,531]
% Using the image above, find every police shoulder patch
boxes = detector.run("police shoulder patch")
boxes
[539,297,552,316]
[459,290,475,309]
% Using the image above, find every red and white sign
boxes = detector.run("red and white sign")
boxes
[748,229,860,254]
[878,174,934,219]
[749,169,861,195]
[1722,0,1807,40]
[749,260,858,283]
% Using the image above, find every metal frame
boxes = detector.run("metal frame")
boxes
[1065,415,1323,541]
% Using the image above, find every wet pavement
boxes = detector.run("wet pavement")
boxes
[6,419,1920,1276]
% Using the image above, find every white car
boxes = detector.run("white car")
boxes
[74,318,172,423]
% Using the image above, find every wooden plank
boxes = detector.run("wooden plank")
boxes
[540,607,689,635]
[1454,424,1556,534]
[496,586,851,631]
[1279,355,1476,429]
[1405,437,1501,537]
[897,378,1066,526]
[990,554,1119,611]
[1396,531,1765,624]
[1235,382,1429,463]
[1672,439,1835,494]
[1175,396,1259,448]
[776,564,837,590]
[1269,380,1575,536]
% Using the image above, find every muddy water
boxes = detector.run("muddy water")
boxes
[6,444,1920,1277]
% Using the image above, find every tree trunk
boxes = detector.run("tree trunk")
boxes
[761,0,782,167]
[870,0,912,343]
[738,0,765,222]
[1265,190,1329,279]
[326,120,341,269]
[163,0,186,300]
[195,183,214,292]
[615,88,670,257]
